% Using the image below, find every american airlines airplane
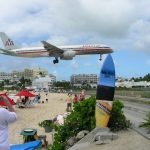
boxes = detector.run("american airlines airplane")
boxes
[0,32,113,64]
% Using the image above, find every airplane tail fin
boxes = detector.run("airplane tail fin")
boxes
[0,32,19,50]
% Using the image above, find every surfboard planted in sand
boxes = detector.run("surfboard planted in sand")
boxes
[95,54,115,127]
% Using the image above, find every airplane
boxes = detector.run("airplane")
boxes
[0,32,113,64]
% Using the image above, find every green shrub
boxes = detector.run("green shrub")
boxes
[139,112,150,133]
[47,98,129,149]
[47,96,96,150]
[38,120,55,129]
[108,100,130,131]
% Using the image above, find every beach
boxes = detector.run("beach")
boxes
[9,93,68,145]
[8,93,150,150]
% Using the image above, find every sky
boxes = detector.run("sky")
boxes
[0,0,150,81]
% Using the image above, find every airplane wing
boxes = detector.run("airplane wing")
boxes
[0,48,17,56]
[41,41,63,55]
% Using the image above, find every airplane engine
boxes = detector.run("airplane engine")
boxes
[60,51,76,60]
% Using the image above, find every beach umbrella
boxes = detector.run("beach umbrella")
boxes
[0,93,15,106]
[15,89,35,97]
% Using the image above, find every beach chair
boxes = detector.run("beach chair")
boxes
[18,100,31,108]
[10,140,41,150]
[18,97,39,108]
[28,97,40,106]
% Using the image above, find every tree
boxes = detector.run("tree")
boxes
[81,81,91,90]
[54,81,71,89]
[25,79,32,86]
[48,96,96,150]
[0,81,4,90]
[3,79,10,85]
[108,100,130,131]
[143,73,150,82]
[131,73,150,82]
[19,77,31,89]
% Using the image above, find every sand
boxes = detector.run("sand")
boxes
[8,93,150,150]
[9,93,68,145]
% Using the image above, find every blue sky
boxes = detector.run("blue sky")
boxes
[0,0,149,81]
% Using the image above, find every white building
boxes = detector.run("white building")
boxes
[116,81,150,88]
[0,72,12,80]
[71,74,97,84]
[32,76,53,90]
[0,68,49,81]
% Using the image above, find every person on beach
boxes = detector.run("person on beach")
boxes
[73,94,78,103]
[45,93,48,103]
[66,93,72,112]
[0,93,17,150]
[79,90,85,101]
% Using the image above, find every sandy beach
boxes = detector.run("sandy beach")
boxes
[8,93,150,150]
[9,93,68,145]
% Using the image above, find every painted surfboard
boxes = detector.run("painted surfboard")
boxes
[95,54,115,127]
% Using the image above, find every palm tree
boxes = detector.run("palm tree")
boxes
[19,77,26,89]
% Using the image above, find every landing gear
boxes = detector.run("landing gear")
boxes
[53,58,59,64]
[99,55,102,61]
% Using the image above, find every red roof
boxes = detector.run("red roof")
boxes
[15,89,35,97]
[0,93,15,106]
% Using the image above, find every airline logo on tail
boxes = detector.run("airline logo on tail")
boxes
[5,39,14,46]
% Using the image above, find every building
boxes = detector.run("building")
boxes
[32,68,48,78]
[12,69,33,80]
[12,68,48,80]
[70,74,97,88]
[11,70,24,80]
[71,74,98,84]
[32,76,53,90]
[0,68,49,82]
[49,74,56,83]
[0,72,12,81]
[116,80,150,88]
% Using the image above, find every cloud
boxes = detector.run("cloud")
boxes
[0,1,137,38]
[130,20,150,52]
[0,0,149,50]
[47,36,69,45]
[0,0,149,80]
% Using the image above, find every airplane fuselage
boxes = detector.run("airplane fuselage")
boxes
[0,32,113,64]
[12,44,113,58]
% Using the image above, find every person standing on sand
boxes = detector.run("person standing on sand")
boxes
[45,93,48,103]
[0,93,17,150]
[79,90,85,101]
[66,93,72,112]
[73,94,78,103]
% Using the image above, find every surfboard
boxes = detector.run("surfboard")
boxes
[95,54,115,127]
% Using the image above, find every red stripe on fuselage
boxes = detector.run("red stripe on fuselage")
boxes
[74,48,112,54]
[16,47,112,56]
